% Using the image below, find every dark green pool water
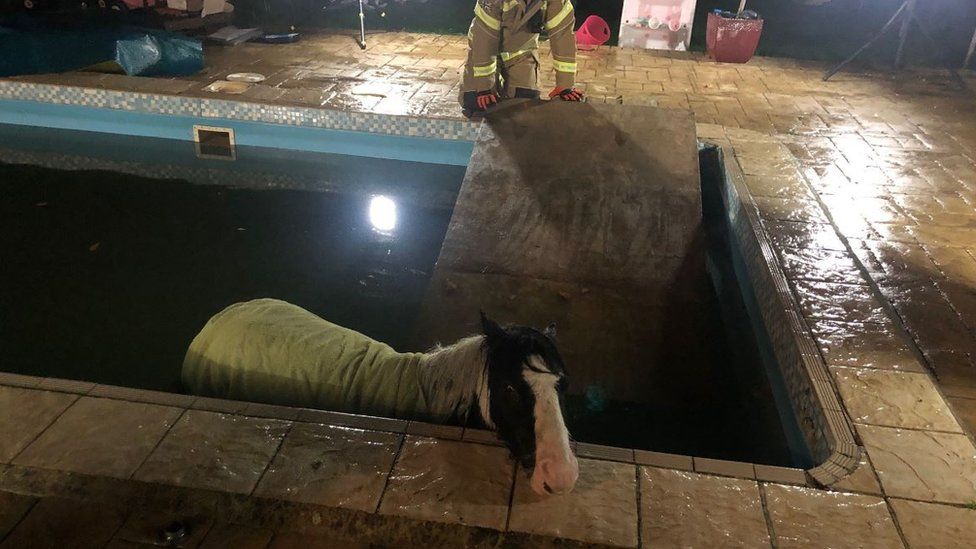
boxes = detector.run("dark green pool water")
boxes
[0,130,801,467]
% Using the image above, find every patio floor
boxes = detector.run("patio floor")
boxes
[3,28,976,548]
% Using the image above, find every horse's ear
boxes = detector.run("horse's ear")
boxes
[543,322,557,339]
[480,311,505,340]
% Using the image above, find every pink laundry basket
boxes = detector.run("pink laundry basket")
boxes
[576,15,611,50]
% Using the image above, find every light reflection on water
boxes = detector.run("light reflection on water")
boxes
[369,195,398,234]
[0,152,464,392]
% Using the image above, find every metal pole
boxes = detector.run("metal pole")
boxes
[965,22,976,69]
[822,1,910,80]
[358,0,367,49]
[894,0,916,68]
[737,0,747,16]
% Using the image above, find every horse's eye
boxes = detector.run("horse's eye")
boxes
[505,384,516,393]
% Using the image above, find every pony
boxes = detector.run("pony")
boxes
[182,298,578,495]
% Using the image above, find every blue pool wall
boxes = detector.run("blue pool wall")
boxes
[0,82,477,166]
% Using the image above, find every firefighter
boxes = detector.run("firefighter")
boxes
[459,0,585,116]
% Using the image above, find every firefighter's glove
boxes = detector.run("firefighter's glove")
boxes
[549,87,585,102]
[477,90,499,110]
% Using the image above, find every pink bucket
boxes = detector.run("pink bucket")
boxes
[118,0,158,9]
[576,15,611,50]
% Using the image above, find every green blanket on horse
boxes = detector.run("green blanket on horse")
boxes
[182,298,451,421]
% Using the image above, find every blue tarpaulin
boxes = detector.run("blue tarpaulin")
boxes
[0,26,204,77]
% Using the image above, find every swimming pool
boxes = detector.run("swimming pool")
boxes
[0,118,810,468]
[0,124,465,383]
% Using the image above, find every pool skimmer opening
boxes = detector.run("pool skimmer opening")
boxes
[193,125,236,160]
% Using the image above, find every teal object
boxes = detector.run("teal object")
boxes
[584,384,605,412]
[0,26,203,77]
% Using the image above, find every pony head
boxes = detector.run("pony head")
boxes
[479,312,578,495]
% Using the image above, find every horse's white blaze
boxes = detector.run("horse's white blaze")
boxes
[525,356,578,496]
[478,367,494,429]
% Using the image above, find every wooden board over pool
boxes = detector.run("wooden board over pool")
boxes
[415,101,709,405]
[440,101,702,298]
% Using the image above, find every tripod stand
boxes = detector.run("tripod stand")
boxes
[822,0,962,84]
[357,0,367,49]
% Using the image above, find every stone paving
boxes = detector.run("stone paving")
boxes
[4,28,976,548]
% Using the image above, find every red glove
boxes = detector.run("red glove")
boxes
[476,90,499,110]
[549,87,585,102]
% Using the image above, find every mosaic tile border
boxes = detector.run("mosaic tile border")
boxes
[718,147,860,486]
[0,81,482,142]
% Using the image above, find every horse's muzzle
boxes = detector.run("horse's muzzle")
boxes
[531,454,579,496]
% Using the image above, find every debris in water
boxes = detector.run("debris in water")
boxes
[89,242,100,252]
[35,202,48,207]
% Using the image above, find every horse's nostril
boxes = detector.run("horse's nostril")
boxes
[543,482,553,494]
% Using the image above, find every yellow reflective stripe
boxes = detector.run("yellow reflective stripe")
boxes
[500,37,537,62]
[545,0,574,31]
[503,0,518,11]
[474,4,501,31]
[500,49,531,62]
[552,59,577,73]
[473,59,497,77]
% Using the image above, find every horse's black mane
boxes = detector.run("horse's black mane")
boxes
[479,313,568,468]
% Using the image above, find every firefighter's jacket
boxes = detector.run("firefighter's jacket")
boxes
[463,0,577,93]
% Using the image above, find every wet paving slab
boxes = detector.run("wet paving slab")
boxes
[13,397,182,480]
[0,386,77,463]
[763,484,903,548]
[509,458,638,547]
[890,499,976,549]
[378,436,513,530]
[134,410,290,495]
[639,467,768,548]
[254,423,401,512]
[858,425,976,504]
[830,367,962,432]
